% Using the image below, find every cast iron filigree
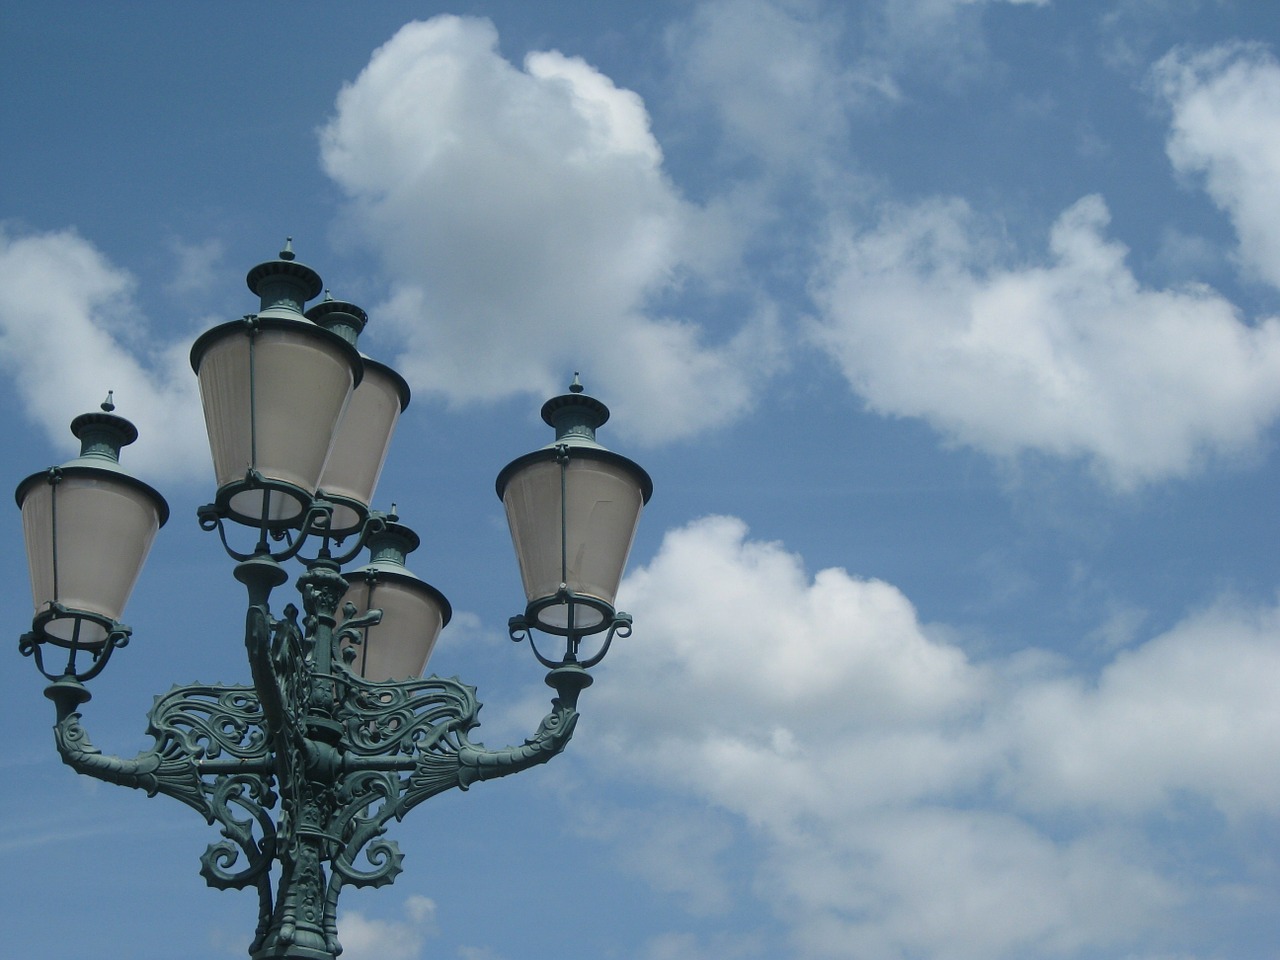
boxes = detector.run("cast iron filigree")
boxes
[42,554,591,960]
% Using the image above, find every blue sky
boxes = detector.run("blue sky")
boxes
[2,2,1279,959]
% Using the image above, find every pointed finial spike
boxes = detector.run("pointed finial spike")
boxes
[324,289,334,302]
[569,372,584,394]
[280,237,296,261]
[389,502,399,522]
[101,390,115,413]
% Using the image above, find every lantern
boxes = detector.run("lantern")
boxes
[189,245,361,531]
[339,522,451,681]
[495,379,651,637]
[15,398,169,650]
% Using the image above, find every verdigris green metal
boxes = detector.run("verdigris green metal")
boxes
[41,542,592,960]
[18,247,641,960]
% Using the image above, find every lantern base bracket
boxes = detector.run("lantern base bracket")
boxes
[509,605,632,670]
[19,605,131,683]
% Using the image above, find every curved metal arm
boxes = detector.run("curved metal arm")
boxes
[456,665,591,788]
[326,664,593,902]
[199,499,390,570]
[46,676,279,904]
[45,679,213,821]
[198,494,336,566]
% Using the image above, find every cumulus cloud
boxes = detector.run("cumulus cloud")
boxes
[1152,42,1280,290]
[807,194,1280,487]
[586,517,1280,958]
[319,16,776,444]
[1003,599,1280,819]
[338,895,437,960]
[0,226,207,482]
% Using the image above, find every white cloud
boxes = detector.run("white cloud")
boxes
[0,226,207,482]
[1153,43,1280,290]
[668,0,897,171]
[808,194,1280,487]
[319,16,775,444]
[1003,600,1280,819]
[338,895,437,960]
[584,517,1280,958]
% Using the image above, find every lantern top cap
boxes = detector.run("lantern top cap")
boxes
[306,292,369,347]
[495,376,652,503]
[69,391,138,455]
[352,519,454,622]
[360,520,422,570]
[15,394,170,526]
[540,374,610,449]
[246,238,323,316]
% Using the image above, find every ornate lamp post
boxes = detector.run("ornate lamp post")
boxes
[14,244,651,960]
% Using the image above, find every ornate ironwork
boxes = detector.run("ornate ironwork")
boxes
[37,552,591,960]
[17,252,643,960]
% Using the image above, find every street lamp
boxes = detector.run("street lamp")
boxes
[14,243,651,960]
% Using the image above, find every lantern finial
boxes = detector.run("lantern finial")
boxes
[540,379,610,447]
[306,295,369,347]
[246,241,322,317]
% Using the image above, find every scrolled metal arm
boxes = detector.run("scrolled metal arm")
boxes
[325,664,592,900]
[46,680,213,821]
[452,706,577,787]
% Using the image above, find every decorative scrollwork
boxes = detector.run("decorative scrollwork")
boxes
[335,602,383,666]
[328,770,406,888]
[200,773,277,889]
[52,703,211,819]
[149,683,270,762]
[36,539,604,960]
[337,673,480,758]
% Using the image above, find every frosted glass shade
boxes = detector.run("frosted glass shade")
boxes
[339,573,450,681]
[317,358,410,538]
[16,467,168,645]
[497,450,648,634]
[190,317,361,529]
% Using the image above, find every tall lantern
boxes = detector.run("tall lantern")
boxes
[307,297,411,540]
[496,378,652,637]
[189,243,362,531]
[339,522,452,681]
[15,397,169,659]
